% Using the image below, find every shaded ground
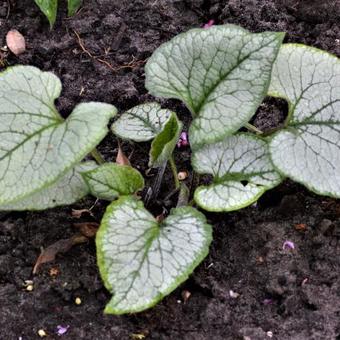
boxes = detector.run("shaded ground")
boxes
[0,0,340,339]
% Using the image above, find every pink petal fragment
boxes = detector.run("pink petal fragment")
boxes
[282,240,295,250]
[203,20,215,29]
[56,325,70,336]
[177,132,189,148]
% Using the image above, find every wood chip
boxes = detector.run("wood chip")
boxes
[6,29,26,56]
[294,223,307,231]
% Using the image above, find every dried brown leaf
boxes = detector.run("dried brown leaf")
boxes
[73,222,99,238]
[181,290,191,303]
[71,208,94,219]
[116,142,131,166]
[33,234,88,274]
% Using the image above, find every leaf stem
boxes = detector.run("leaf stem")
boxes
[169,156,180,189]
[145,162,167,207]
[91,149,105,165]
[177,183,190,207]
[245,123,263,135]
[186,199,195,206]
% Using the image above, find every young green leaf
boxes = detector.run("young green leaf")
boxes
[149,112,182,167]
[192,134,281,211]
[145,24,284,149]
[68,0,82,16]
[34,0,58,28]
[0,162,96,211]
[268,44,340,198]
[0,66,117,205]
[96,195,212,314]
[111,103,172,142]
[81,163,145,201]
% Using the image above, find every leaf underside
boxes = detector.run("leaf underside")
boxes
[0,66,116,205]
[96,196,212,314]
[0,162,96,211]
[268,44,340,198]
[145,24,284,149]
[192,133,281,211]
[81,163,145,201]
[112,103,172,142]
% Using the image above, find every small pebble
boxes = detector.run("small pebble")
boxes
[229,290,240,298]
[38,329,47,337]
[75,297,82,305]
[178,171,188,181]
[24,280,34,291]
[302,278,308,286]
[26,284,34,292]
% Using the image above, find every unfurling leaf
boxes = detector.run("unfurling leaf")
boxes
[192,134,281,211]
[268,44,340,198]
[112,103,171,142]
[145,25,284,149]
[96,195,212,314]
[81,163,144,201]
[0,66,116,205]
[149,112,182,167]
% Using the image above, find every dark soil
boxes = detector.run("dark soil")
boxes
[1,0,340,339]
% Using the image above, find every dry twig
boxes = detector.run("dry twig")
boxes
[73,30,146,73]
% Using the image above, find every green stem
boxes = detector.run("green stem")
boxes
[245,123,263,135]
[169,156,180,189]
[91,149,105,165]
[177,183,190,207]
[187,199,195,206]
